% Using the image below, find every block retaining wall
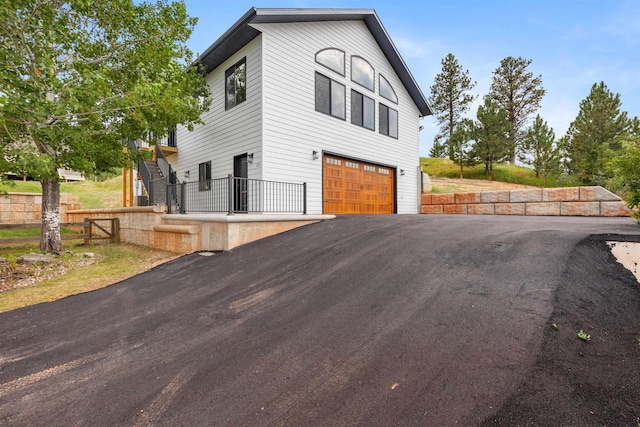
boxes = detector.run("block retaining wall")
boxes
[66,207,330,253]
[0,192,80,225]
[421,186,632,217]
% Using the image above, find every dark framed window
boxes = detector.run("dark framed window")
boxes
[379,103,398,138]
[225,57,246,110]
[198,161,211,191]
[351,56,374,91]
[379,75,398,104]
[351,90,375,130]
[315,72,345,120]
[167,127,177,147]
[315,48,345,76]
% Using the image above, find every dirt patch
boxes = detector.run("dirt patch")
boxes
[481,235,640,426]
[430,177,538,193]
[0,253,97,293]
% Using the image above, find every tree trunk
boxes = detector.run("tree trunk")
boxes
[40,179,63,254]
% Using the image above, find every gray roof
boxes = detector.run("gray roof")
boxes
[198,8,432,117]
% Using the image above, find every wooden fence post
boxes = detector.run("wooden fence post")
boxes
[84,218,91,245]
[112,218,120,243]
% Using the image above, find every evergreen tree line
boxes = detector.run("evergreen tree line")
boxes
[428,54,640,217]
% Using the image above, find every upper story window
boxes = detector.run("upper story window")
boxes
[351,90,375,131]
[351,56,374,91]
[225,57,246,110]
[379,103,398,139]
[315,48,345,76]
[315,72,346,120]
[166,127,177,148]
[379,75,398,104]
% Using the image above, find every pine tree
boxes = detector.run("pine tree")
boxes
[565,82,631,184]
[449,119,474,178]
[487,56,545,164]
[429,53,476,160]
[469,99,511,176]
[520,115,560,186]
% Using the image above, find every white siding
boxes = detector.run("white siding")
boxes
[255,21,422,214]
[171,35,264,183]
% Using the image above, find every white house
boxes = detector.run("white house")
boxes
[167,8,432,215]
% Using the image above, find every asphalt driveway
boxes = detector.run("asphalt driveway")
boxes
[1,215,639,426]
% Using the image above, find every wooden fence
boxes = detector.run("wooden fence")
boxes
[0,218,120,246]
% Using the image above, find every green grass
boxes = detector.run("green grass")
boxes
[0,242,178,313]
[0,228,82,238]
[420,157,581,188]
[1,176,122,209]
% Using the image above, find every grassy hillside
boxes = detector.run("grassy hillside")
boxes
[420,158,580,188]
[1,176,123,209]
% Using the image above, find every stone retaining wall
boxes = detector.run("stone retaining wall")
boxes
[421,186,632,217]
[66,207,332,253]
[0,192,80,225]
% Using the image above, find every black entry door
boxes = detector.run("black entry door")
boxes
[233,154,248,212]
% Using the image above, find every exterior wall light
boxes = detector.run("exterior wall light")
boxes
[247,153,254,164]
[400,169,405,176]
[184,170,190,178]
[312,150,319,160]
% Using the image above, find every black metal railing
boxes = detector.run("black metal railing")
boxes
[168,175,307,215]
[124,138,153,203]
[155,143,181,211]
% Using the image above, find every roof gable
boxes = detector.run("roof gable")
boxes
[198,8,432,117]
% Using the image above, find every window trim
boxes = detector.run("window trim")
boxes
[350,89,375,131]
[379,103,398,139]
[315,72,346,121]
[225,57,246,110]
[351,55,375,92]
[379,74,398,104]
[315,48,345,76]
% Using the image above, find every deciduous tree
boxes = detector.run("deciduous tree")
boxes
[610,136,640,221]
[520,115,560,186]
[487,56,545,164]
[0,0,210,253]
[429,53,476,160]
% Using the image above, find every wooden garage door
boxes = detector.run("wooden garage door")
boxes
[323,154,395,214]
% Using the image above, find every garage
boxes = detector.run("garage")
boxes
[323,154,395,214]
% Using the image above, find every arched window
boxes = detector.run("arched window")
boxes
[351,56,374,91]
[315,48,345,76]
[379,75,398,104]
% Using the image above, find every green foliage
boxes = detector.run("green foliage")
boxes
[468,99,511,175]
[520,115,561,186]
[487,56,546,163]
[564,82,631,184]
[577,330,591,341]
[429,141,447,158]
[0,0,210,252]
[429,53,477,160]
[610,136,640,221]
[449,118,475,178]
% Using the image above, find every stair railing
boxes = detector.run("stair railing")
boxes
[124,138,154,204]
[155,142,181,212]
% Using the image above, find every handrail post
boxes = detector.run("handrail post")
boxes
[303,182,307,214]
[180,182,186,214]
[166,183,171,213]
[227,174,234,216]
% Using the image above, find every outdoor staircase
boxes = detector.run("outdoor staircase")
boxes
[145,159,167,205]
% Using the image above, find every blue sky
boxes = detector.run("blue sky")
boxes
[182,0,640,157]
